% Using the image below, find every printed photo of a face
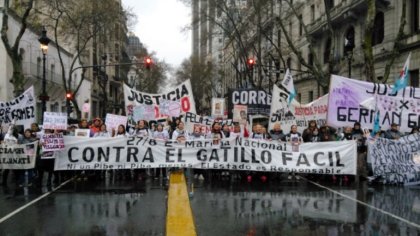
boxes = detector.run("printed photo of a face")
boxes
[25,144,35,156]
[240,110,247,120]
[214,102,222,115]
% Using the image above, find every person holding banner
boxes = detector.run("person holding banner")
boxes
[90,118,103,137]
[115,124,128,137]
[135,120,150,137]
[269,123,286,142]
[172,121,189,143]
[153,124,169,140]
[1,125,22,187]
[222,124,231,138]
[210,122,224,145]
[190,125,205,140]
[17,129,37,187]
[384,123,403,140]
[94,124,112,138]
[230,124,244,138]
[251,124,269,140]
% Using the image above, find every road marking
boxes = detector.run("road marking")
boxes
[0,178,73,224]
[305,177,420,229]
[166,170,197,236]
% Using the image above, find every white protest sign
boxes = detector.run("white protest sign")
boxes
[41,133,65,151]
[0,141,38,169]
[124,80,196,121]
[43,112,68,130]
[328,75,420,132]
[0,86,36,128]
[105,114,128,131]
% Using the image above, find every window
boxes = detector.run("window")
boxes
[311,5,315,21]
[325,0,334,11]
[299,14,303,36]
[410,0,420,33]
[50,64,55,81]
[37,57,41,78]
[410,69,419,87]
[309,91,314,102]
[298,93,302,102]
[289,22,292,38]
[287,57,292,69]
[324,37,331,64]
[372,12,384,46]
[308,53,313,66]
[344,27,355,55]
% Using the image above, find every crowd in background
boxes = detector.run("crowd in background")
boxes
[0,115,417,188]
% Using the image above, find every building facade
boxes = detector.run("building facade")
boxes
[194,0,420,105]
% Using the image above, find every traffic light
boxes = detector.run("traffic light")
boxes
[247,58,256,70]
[66,92,73,101]
[145,57,152,70]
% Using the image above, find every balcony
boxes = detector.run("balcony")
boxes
[306,0,366,36]
[22,61,64,86]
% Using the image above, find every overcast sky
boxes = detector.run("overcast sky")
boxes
[122,0,191,68]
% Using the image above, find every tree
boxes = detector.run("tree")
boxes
[174,56,215,114]
[38,0,130,118]
[363,0,406,83]
[1,0,35,96]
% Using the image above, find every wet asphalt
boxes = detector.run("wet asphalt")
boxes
[0,172,419,236]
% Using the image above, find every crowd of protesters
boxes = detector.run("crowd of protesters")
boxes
[0,115,415,188]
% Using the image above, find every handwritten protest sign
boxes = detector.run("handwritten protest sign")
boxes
[159,99,180,117]
[133,105,155,121]
[0,86,36,128]
[105,114,128,131]
[41,133,65,151]
[328,75,420,132]
[43,112,67,130]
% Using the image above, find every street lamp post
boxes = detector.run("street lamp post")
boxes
[344,39,354,78]
[38,26,51,123]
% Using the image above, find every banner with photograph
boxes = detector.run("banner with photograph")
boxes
[228,89,271,117]
[41,133,65,151]
[124,80,196,121]
[269,85,328,133]
[328,75,420,132]
[55,136,357,175]
[105,114,128,131]
[0,141,38,169]
[368,133,420,185]
[211,98,226,118]
[233,105,248,124]
[43,112,68,130]
[0,86,36,128]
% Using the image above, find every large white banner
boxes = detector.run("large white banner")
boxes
[0,86,36,128]
[0,141,38,169]
[55,136,357,175]
[368,133,420,185]
[269,85,328,133]
[328,75,420,132]
[124,80,196,121]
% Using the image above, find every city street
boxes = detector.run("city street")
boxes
[0,172,419,235]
